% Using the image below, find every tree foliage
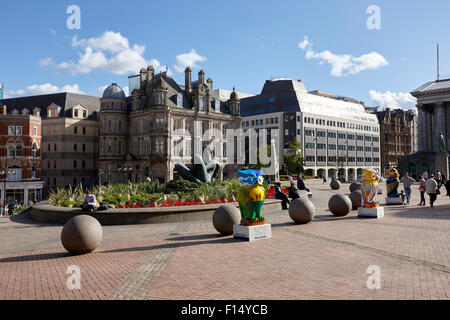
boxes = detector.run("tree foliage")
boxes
[283,138,304,175]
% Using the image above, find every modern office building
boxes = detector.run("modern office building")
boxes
[240,79,381,180]
[0,105,44,205]
[98,66,242,183]
[0,93,100,191]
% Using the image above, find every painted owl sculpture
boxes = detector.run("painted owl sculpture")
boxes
[236,170,265,225]
[386,168,400,197]
[361,169,380,208]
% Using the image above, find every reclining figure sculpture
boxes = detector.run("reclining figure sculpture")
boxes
[174,145,221,183]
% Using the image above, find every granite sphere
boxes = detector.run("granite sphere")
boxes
[213,205,242,235]
[349,190,363,210]
[330,179,341,190]
[328,194,352,216]
[61,215,103,255]
[349,182,361,193]
[288,198,315,224]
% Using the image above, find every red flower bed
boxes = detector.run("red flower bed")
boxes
[115,198,238,209]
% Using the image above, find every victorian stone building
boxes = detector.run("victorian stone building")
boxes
[372,108,418,175]
[98,66,242,184]
[0,105,43,205]
[0,93,100,192]
[399,79,450,178]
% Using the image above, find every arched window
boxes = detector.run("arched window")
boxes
[199,97,204,110]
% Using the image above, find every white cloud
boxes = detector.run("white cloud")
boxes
[298,36,312,50]
[50,29,56,36]
[299,36,388,77]
[369,90,417,110]
[38,57,54,67]
[41,31,162,75]
[174,49,207,73]
[4,83,84,98]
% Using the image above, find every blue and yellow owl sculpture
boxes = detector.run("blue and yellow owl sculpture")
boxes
[237,170,266,226]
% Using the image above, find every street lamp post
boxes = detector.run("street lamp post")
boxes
[99,169,104,186]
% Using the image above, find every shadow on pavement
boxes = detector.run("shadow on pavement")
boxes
[0,251,70,263]
[102,234,238,254]
[8,212,61,227]
[387,203,450,220]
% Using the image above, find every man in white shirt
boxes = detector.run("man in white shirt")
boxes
[424,175,438,207]
[400,173,416,205]
[82,191,97,212]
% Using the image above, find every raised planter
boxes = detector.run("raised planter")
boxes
[30,199,282,226]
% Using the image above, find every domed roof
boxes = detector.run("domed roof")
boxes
[230,87,239,101]
[102,83,126,99]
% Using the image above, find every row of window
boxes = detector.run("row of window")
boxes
[305,130,379,142]
[304,117,379,132]
[304,156,380,163]
[6,144,39,158]
[243,117,279,127]
[8,126,39,137]
[46,143,87,152]
[73,126,87,135]
[306,143,380,152]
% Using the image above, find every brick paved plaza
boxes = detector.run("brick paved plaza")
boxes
[0,183,449,300]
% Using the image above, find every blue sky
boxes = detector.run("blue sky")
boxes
[1,0,449,109]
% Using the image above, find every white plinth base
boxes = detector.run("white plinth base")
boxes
[385,197,403,205]
[358,207,384,218]
[233,224,272,242]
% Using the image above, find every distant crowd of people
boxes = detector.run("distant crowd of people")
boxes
[0,199,37,216]
[415,169,449,208]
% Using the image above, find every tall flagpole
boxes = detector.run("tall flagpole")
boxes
[437,43,440,81]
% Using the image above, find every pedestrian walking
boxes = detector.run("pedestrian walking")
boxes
[435,170,442,188]
[400,172,415,204]
[445,179,450,198]
[418,175,426,206]
[424,175,438,208]
[422,171,428,180]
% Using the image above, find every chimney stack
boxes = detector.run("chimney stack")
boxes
[198,70,205,84]
[185,67,192,94]
[207,78,213,91]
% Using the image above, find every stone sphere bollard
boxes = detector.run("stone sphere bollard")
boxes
[213,205,242,235]
[330,179,341,190]
[328,194,352,216]
[349,190,363,210]
[288,198,315,224]
[349,182,361,193]
[61,215,103,255]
